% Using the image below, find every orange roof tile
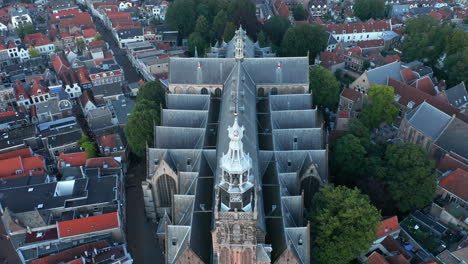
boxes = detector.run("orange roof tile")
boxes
[58,212,119,238]
[30,80,48,96]
[400,68,417,83]
[0,156,45,180]
[28,241,110,264]
[439,168,468,200]
[82,28,97,39]
[58,152,88,168]
[85,157,121,169]
[376,216,399,238]
[437,152,468,173]
[412,76,436,96]
[386,254,409,264]
[366,252,389,264]
[341,88,361,101]
[0,148,32,160]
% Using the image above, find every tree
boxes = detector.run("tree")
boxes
[360,84,398,129]
[28,47,40,58]
[75,38,86,52]
[309,66,341,109]
[94,33,104,41]
[54,46,61,53]
[257,31,267,47]
[384,143,437,212]
[188,32,206,57]
[36,15,45,24]
[165,0,197,38]
[353,0,385,20]
[281,23,327,61]
[227,0,259,38]
[132,99,159,113]
[223,22,236,42]
[310,186,381,264]
[136,81,166,107]
[15,23,37,39]
[194,15,210,41]
[333,134,367,185]
[124,109,159,157]
[264,16,291,46]
[212,10,228,42]
[362,60,371,71]
[291,3,307,21]
[80,134,97,158]
[444,47,468,87]
[445,29,468,56]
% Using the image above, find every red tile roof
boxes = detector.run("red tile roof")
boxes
[439,168,468,200]
[58,152,88,168]
[0,156,45,180]
[341,88,361,101]
[320,51,344,69]
[66,259,84,264]
[24,33,51,47]
[381,236,411,260]
[25,228,58,243]
[383,54,401,64]
[0,148,32,160]
[366,252,389,264]
[386,254,410,264]
[82,28,97,39]
[30,80,48,96]
[346,47,362,56]
[337,110,350,118]
[411,76,436,96]
[429,11,443,21]
[52,8,81,19]
[376,216,399,238]
[98,134,116,150]
[77,67,91,83]
[0,111,17,118]
[85,157,121,169]
[325,20,391,34]
[437,152,468,173]
[58,212,120,238]
[400,68,418,83]
[356,39,384,48]
[28,241,110,264]
[51,53,70,74]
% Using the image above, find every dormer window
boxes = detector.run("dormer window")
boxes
[342,30,346,34]
[407,101,415,108]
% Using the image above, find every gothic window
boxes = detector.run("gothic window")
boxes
[258,88,264,97]
[271,87,278,95]
[220,248,230,264]
[242,248,253,264]
[215,88,222,97]
[156,174,176,207]
[201,88,208,94]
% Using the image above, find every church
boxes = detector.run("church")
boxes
[142,26,328,264]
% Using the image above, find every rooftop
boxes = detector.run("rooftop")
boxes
[58,212,119,238]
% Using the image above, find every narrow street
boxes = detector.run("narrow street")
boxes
[93,17,142,83]
[0,216,21,264]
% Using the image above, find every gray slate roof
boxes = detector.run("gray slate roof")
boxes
[367,61,402,85]
[435,118,468,158]
[407,101,452,139]
[445,82,467,109]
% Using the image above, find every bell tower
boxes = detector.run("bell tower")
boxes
[212,118,262,264]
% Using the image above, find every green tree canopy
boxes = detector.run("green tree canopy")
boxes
[227,0,259,38]
[291,3,307,21]
[309,66,341,109]
[188,32,207,57]
[384,143,437,212]
[15,23,37,39]
[36,15,45,24]
[212,10,228,42]
[257,31,267,47]
[165,0,197,38]
[94,33,104,41]
[80,134,97,158]
[333,134,367,185]
[281,23,327,61]
[310,186,381,264]
[444,47,468,87]
[75,38,86,52]
[124,109,159,157]
[223,22,236,42]
[353,0,385,20]
[264,16,291,46]
[360,84,398,129]
[28,47,40,58]
[194,15,210,41]
[136,81,166,107]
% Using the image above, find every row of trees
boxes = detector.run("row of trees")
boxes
[124,81,165,157]
[353,0,386,20]
[332,85,437,214]
[402,16,468,86]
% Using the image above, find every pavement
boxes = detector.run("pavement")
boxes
[125,161,164,264]
[0,217,21,264]
[93,17,142,83]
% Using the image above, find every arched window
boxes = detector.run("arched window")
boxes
[220,247,230,264]
[156,174,176,207]
[242,248,253,264]
[257,88,264,97]
[187,87,195,94]
[201,88,208,94]
[215,88,222,97]
[271,87,278,95]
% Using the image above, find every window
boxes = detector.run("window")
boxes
[156,174,176,207]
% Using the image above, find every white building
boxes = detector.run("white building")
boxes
[324,20,392,43]
[65,83,82,99]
